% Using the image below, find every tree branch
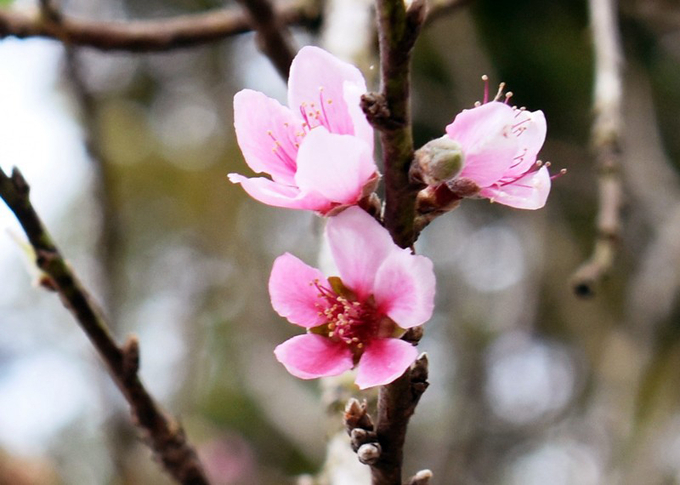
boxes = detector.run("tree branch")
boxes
[0,167,210,485]
[235,0,297,79]
[0,1,317,51]
[371,354,429,485]
[571,0,624,298]
[366,0,426,250]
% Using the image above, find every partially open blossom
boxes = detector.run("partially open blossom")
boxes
[269,207,436,389]
[228,46,379,215]
[417,82,551,210]
[446,100,550,209]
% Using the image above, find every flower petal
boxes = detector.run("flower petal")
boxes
[343,81,374,152]
[504,109,547,178]
[288,46,368,138]
[355,338,418,389]
[295,128,376,205]
[479,165,551,210]
[269,253,328,328]
[233,89,304,185]
[446,102,518,187]
[229,173,334,212]
[326,207,396,300]
[373,250,436,328]
[274,334,354,379]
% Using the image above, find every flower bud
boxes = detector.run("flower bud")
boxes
[414,136,465,186]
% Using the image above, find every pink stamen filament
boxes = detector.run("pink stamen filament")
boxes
[267,130,297,171]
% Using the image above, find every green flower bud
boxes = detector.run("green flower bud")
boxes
[414,136,465,186]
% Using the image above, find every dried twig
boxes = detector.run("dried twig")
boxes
[571,0,624,298]
[0,1,317,51]
[235,0,297,79]
[0,167,210,485]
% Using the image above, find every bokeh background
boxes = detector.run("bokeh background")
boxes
[1,0,680,483]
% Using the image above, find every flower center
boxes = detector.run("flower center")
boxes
[313,278,382,352]
[299,87,334,133]
[265,88,335,174]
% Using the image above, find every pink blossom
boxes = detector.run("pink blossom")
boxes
[269,207,436,389]
[444,99,550,210]
[228,46,378,215]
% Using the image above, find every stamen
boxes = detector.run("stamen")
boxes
[482,74,489,104]
[504,91,513,104]
[551,168,567,181]
[318,87,333,131]
[493,82,506,102]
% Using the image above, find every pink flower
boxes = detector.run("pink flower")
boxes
[444,99,550,210]
[269,207,436,389]
[228,46,378,215]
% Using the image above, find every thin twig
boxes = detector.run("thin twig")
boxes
[235,0,297,79]
[0,1,317,51]
[365,0,426,249]
[360,2,429,483]
[372,354,429,485]
[0,167,210,485]
[571,0,624,298]
[0,0,467,54]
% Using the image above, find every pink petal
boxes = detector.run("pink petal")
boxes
[479,165,551,210]
[517,109,547,163]
[343,81,374,152]
[233,89,304,185]
[326,207,396,300]
[373,250,436,329]
[446,102,518,187]
[269,253,328,328]
[355,338,418,389]
[503,109,547,178]
[295,128,376,205]
[274,334,354,380]
[228,173,334,213]
[288,46,367,138]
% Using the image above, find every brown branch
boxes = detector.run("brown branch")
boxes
[0,167,210,485]
[343,353,430,485]
[366,0,426,250]
[235,0,297,79]
[371,354,429,485]
[0,1,317,51]
[571,0,624,298]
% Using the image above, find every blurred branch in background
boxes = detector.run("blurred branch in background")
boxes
[235,0,297,79]
[0,0,318,51]
[571,0,624,298]
[0,167,210,485]
[0,0,472,54]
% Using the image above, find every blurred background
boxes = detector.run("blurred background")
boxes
[0,0,679,483]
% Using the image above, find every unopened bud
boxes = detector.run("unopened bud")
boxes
[357,442,381,465]
[414,136,465,186]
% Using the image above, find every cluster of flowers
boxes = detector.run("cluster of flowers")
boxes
[229,47,550,389]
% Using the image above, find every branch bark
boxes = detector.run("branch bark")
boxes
[571,0,624,298]
[0,167,210,485]
[0,1,317,51]
[366,0,426,250]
